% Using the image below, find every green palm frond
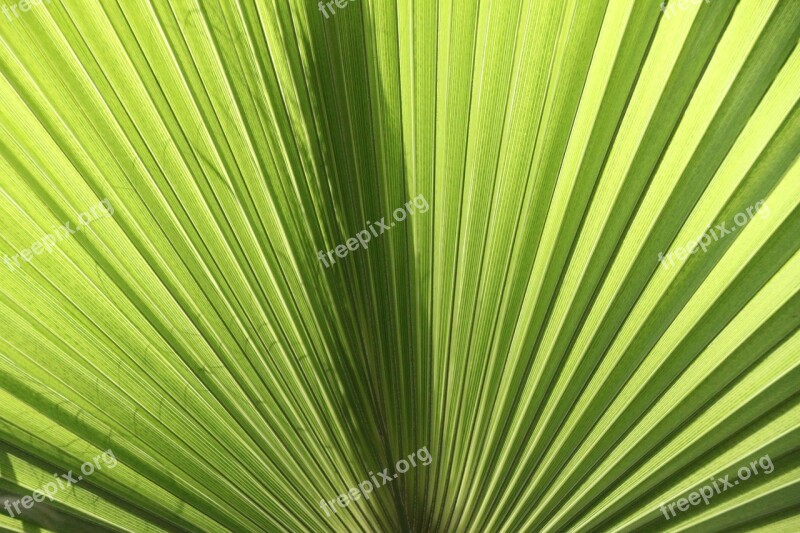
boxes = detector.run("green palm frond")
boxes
[0,0,798,531]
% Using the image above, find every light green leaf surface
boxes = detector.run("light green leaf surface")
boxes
[0,0,798,531]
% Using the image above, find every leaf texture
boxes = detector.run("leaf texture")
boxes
[0,0,798,531]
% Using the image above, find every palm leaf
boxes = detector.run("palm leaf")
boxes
[0,0,798,531]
